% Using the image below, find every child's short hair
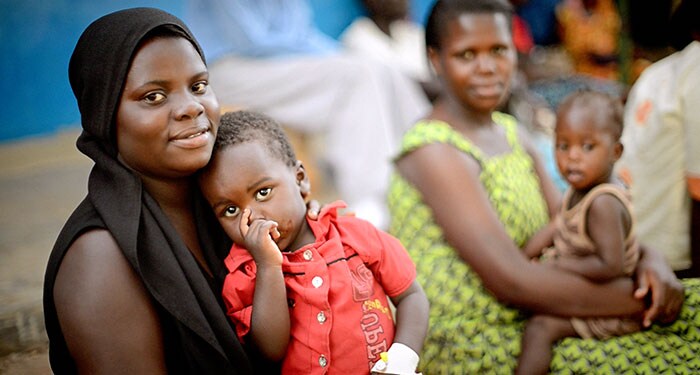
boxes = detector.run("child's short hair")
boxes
[557,90,624,140]
[214,110,297,167]
[425,0,514,51]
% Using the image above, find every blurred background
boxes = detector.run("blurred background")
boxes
[0,0,682,372]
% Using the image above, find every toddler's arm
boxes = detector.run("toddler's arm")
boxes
[372,280,429,374]
[551,194,626,281]
[522,221,556,259]
[240,209,290,360]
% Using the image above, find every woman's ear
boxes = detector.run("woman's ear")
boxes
[428,47,442,77]
[295,160,311,200]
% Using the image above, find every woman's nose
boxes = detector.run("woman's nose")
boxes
[475,54,496,73]
[174,91,204,120]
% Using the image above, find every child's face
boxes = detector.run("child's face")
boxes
[555,107,622,191]
[116,36,219,178]
[199,141,311,252]
[429,12,516,114]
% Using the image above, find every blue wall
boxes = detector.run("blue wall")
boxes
[0,0,435,142]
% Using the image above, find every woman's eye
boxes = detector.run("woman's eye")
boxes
[492,46,508,56]
[143,92,166,104]
[461,50,475,60]
[192,81,207,94]
[256,187,272,201]
[223,206,239,217]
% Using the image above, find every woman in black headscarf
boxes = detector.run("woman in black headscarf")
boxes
[43,8,256,373]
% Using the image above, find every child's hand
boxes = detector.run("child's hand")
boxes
[370,343,422,375]
[239,208,282,267]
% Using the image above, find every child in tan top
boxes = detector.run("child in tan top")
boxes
[517,90,642,374]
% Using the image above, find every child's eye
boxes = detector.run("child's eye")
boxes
[256,187,272,201]
[192,81,207,94]
[223,205,239,217]
[143,92,166,104]
[582,143,594,151]
[556,143,568,151]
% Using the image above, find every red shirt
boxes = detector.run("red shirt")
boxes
[222,201,417,374]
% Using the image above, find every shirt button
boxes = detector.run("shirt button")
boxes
[312,276,323,288]
[319,355,327,368]
[303,249,313,261]
[317,311,327,324]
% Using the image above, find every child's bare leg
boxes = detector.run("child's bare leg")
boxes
[516,314,577,375]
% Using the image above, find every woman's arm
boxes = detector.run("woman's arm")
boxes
[519,127,561,219]
[634,244,685,327]
[54,229,167,373]
[397,143,644,318]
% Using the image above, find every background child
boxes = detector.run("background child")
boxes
[198,110,429,374]
[518,90,642,374]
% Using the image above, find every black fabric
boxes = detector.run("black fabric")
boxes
[42,7,252,374]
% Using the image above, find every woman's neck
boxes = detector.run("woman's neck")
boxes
[432,96,495,130]
[140,174,212,276]
[140,175,195,212]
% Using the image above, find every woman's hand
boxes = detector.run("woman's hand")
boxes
[634,245,685,327]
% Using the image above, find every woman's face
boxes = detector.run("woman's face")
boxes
[115,36,219,179]
[430,12,516,114]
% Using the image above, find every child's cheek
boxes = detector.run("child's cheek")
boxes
[220,221,240,243]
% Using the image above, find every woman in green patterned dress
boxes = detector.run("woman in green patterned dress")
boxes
[387,0,700,373]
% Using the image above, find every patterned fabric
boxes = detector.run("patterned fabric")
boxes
[396,112,549,248]
[388,114,700,373]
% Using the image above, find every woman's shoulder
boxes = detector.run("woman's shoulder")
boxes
[54,228,146,312]
[51,227,166,371]
[400,119,471,156]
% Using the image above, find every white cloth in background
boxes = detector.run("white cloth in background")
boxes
[185,0,431,228]
[617,41,700,270]
[340,17,432,82]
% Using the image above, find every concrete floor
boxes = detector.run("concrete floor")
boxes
[0,128,91,373]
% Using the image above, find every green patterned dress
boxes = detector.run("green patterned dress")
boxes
[388,113,700,374]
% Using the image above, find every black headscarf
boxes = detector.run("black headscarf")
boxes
[43,7,253,374]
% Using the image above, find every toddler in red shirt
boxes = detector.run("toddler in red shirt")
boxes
[199,110,429,374]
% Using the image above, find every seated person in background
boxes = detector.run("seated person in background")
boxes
[616,0,700,278]
[198,110,429,374]
[185,0,431,229]
[387,0,697,373]
[340,0,440,101]
[556,0,621,81]
[518,90,643,374]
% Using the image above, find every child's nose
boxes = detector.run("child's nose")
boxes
[568,147,582,160]
[247,207,265,222]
